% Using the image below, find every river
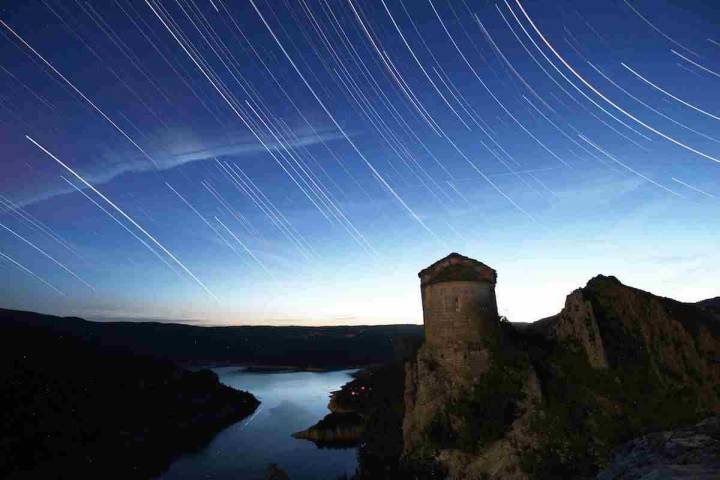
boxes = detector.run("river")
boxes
[159,367,358,480]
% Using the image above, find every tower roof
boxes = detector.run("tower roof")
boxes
[418,252,496,287]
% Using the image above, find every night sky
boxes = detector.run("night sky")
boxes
[0,0,718,325]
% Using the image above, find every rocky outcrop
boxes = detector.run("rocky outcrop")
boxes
[597,416,720,479]
[403,329,541,480]
[434,365,542,480]
[552,288,608,368]
[401,267,720,480]
[403,344,460,456]
[566,275,720,399]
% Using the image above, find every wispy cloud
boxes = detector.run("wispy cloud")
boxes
[18,127,345,207]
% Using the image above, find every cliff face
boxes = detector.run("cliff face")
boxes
[403,323,543,480]
[550,287,608,369]
[561,275,720,399]
[403,344,460,456]
[402,275,720,480]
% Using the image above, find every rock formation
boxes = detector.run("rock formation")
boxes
[401,254,720,480]
[550,287,608,369]
[597,415,720,479]
[551,275,720,395]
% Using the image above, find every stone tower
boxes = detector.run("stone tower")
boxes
[418,252,498,379]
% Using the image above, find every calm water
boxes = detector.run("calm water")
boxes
[159,367,358,480]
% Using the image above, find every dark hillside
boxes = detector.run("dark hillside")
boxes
[697,296,720,317]
[0,308,423,368]
[0,316,259,479]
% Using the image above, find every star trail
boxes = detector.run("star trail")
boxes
[0,0,718,324]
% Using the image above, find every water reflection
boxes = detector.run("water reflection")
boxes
[160,368,358,480]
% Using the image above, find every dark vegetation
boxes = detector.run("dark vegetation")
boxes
[0,308,422,369]
[468,281,717,479]
[292,412,365,448]
[349,364,408,479]
[305,353,425,478]
[0,310,259,479]
[519,338,707,478]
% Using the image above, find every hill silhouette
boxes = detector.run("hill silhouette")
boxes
[0,310,260,479]
[0,308,423,368]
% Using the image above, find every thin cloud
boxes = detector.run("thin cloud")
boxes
[17,127,345,208]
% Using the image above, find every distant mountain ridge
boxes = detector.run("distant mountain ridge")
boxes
[0,308,423,368]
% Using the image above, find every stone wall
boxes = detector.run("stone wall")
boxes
[422,280,497,348]
[421,280,498,382]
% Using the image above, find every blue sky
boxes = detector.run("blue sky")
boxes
[0,0,718,325]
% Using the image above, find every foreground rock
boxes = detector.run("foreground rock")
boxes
[401,253,720,480]
[597,416,720,479]
[0,312,259,479]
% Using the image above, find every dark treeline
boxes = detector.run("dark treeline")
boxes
[0,308,423,368]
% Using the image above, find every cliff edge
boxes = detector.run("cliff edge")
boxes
[402,258,720,480]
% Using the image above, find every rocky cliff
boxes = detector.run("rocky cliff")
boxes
[597,415,720,479]
[402,275,720,479]
[550,275,719,393]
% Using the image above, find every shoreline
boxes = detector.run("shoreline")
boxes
[186,363,371,373]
